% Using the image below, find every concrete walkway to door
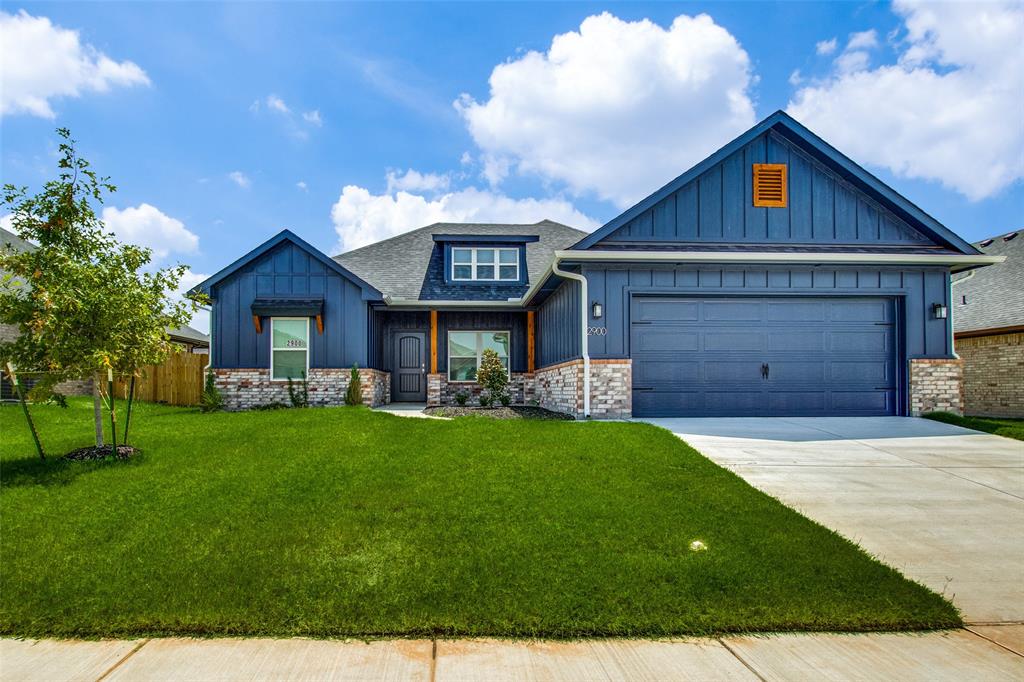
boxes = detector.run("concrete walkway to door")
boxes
[635,416,1024,625]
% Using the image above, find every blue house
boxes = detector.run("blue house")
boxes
[192,112,999,418]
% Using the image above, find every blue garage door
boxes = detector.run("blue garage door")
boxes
[631,297,897,417]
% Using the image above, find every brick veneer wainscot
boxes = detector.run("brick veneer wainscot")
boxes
[215,368,390,411]
[534,358,632,419]
[427,372,535,407]
[908,358,963,416]
[955,332,1024,418]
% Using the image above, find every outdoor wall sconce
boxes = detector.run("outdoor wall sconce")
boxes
[592,301,603,319]
[932,303,948,319]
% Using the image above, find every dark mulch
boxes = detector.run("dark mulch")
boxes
[63,445,139,461]
[424,405,574,420]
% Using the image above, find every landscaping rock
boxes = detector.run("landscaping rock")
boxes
[63,445,138,461]
[423,406,573,420]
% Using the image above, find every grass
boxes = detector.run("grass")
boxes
[924,412,1024,441]
[1,399,959,639]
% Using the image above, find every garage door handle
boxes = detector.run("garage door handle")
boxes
[760,363,768,380]
[765,363,770,380]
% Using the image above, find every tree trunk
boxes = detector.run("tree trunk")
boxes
[122,375,136,445]
[93,373,104,447]
[107,370,117,453]
[6,363,44,460]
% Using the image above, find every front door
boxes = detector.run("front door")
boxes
[392,332,427,401]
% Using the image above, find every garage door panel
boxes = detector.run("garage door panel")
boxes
[829,330,890,353]
[704,331,765,351]
[768,392,827,412]
[767,300,826,322]
[635,359,699,384]
[703,300,762,321]
[635,299,699,322]
[768,331,825,351]
[634,329,699,352]
[631,296,897,417]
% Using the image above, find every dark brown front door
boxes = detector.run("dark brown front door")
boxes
[392,332,426,401]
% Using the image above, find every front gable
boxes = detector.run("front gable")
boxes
[574,112,978,255]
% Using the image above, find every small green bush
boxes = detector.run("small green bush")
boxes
[200,370,224,413]
[498,392,511,407]
[454,391,468,406]
[287,372,309,408]
[345,364,363,406]
[478,393,492,408]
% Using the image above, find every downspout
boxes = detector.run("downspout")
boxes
[551,261,590,418]
[948,270,975,359]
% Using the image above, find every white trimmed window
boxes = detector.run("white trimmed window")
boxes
[271,318,309,380]
[451,247,519,281]
[448,331,510,382]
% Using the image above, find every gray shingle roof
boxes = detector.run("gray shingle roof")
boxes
[333,220,587,301]
[1,226,36,254]
[953,230,1023,333]
[167,324,210,346]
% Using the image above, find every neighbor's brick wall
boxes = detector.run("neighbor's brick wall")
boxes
[955,332,1024,418]
[909,358,963,416]
[534,358,631,419]
[1,322,92,396]
[215,367,390,410]
[427,372,535,407]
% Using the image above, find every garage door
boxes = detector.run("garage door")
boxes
[631,297,897,417]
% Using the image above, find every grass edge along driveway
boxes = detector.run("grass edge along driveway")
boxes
[1,400,960,639]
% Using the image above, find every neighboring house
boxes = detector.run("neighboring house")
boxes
[168,324,210,354]
[952,230,1023,417]
[192,111,999,417]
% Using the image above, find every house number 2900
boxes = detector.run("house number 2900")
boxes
[587,326,607,336]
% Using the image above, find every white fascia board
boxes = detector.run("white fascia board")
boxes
[554,250,1004,272]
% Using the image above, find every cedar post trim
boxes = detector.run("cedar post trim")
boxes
[430,309,438,374]
[315,313,324,335]
[252,315,262,334]
[527,310,536,372]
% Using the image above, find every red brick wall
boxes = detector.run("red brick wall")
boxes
[955,332,1024,418]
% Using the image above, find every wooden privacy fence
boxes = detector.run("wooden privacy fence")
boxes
[115,352,206,406]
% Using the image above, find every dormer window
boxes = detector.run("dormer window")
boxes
[452,247,520,281]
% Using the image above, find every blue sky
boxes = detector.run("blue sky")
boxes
[2,2,1021,331]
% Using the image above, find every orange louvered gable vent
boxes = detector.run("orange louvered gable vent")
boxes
[753,163,787,208]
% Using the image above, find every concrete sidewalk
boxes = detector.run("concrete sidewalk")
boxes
[2,628,1022,681]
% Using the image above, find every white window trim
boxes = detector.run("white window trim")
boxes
[270,316,310,382]
[447,329,511,383]
[451,247,520,282]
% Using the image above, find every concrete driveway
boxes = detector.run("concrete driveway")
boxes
[636,416,1024,625]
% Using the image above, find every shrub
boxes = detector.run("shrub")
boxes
[498,392,511,407]
[454,391,468,406]
[200,370,224,413]
[345,364,363,406]
[287,372,309,408]
[478,393,492,408]
[475,348,508,408]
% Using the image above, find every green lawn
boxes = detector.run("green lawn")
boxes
[1,399,959,639]
[924,412,1024,441]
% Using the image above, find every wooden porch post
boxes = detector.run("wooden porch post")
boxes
[527,310,536,372]
[430,309,438,374]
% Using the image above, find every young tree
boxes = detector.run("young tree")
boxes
[0,129,203,452]
[476,348,509,407]
[345,364,363,406]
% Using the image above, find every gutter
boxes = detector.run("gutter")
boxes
[551,261,591,419]
[552,250,1004,273]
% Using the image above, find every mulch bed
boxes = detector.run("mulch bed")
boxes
[63,445,139,461]
[423,406,574,420]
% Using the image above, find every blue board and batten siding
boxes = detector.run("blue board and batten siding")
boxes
[537,280,581,368]
[212,241,369,369]
[595,130,932,247]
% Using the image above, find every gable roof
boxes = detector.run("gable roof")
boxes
[571,110,980,255]
[189,229,382,300]
[953,230,1023,333]
[333,220,586,302]
[167,324,210,346]
[1,227,36,254]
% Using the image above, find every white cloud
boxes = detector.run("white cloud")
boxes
[331,184,599,252]
[455,11,755,208]
[834,50,872,74]
[228,171,251,189]
[0,10,149,118]
[385,169,451,194]
[302,110,322,126]
[101,204,199,260]
[788,0,1024,201]
[296,181,308,191]
[846,29,879,51]
[788,69,803,86]
[816,37,838,56]
[266,94,290,114]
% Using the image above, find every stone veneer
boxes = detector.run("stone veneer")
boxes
[214,367,390,411]
[955,332,1024,418]
[533,358,632,419]
[909,358,963,416]
[427,372,535,407]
